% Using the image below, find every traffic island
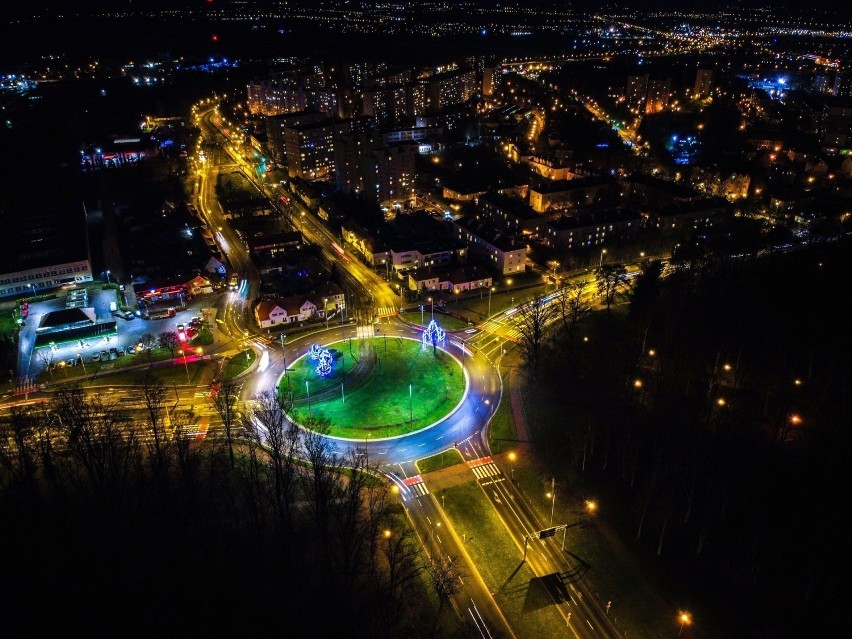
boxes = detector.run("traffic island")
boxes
[279,336,466,440]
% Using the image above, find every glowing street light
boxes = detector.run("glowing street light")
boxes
[678,611,692,636]
[599,248,607,268]
[508,451,517,481]
[488,286,496,317]
[546,477,556,525]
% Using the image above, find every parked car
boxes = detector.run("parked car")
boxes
[100,350,110,361]
[126,345,136,355]
[91,353,101,362]
[108,348,119,360]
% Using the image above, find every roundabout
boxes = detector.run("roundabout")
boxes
[278,335,467,440]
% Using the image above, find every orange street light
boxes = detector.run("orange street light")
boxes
[383,529,392,539]
[789,414,802,425]
[678,611,692,636]
[716,398,726,407]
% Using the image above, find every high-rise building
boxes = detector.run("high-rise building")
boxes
[247,79,338,117]
[645,78,671,114]
[483,63,500,97]
[265,111,326,164]
[424,68,477,113]
[694,69,714,99]
[626,74,649,112]
[821,105,852,153]
[360,141,418,204]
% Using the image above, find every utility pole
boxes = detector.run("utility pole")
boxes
[549,477,556,526]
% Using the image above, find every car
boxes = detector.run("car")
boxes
[186,327,198,339]
[91,353,101,362]
[190,316,202,325]
[101,350,110,361]
[126,345,136,355]
[109,348,119,360]
[464,328,478,334]
[65,358,76,367]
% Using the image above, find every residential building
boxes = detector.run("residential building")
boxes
[694,69,714,99]
[544,208,641,250]
[644,197,730,236]
[626,73,649,112]
[478,192,555,234]
[528,177,615,213]
[254,295,325,329]
[452,215,527,275]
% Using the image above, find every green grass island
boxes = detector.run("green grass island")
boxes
[278,336,466,439]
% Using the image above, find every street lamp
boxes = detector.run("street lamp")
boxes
[678,612,692,636]
[488,286,495,317]
[546,477,556,526]
[324,298,329,329]
[77,353,86,375]
[105,270,112,284]
[508,451,517,481]
[428,297,433,320]
[599,248,607,269]
[182,348,191,385]
[306,380,311,418]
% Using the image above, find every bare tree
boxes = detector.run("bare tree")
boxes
[0,407,41,491]
[36,349,56,381]
[158,331,181,358]
[138,373,169,470]
[169,408,201,487]
[428,553,465,635]
[50,386,141,505]
[557,281,591,341]
[596,263,631,311]
[301,417,338,540]
[245,389,300,531]
[139,333,157,361]
[211,377,240,467]
[515,294,558,379]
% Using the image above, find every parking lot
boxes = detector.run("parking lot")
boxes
[18,287,217,380]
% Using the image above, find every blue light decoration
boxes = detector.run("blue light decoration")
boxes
[309,343,322,360]
[316,348,334,377]
[421,319,446,352]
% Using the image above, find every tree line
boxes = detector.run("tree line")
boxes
[0,376,469,638]
[513,239,850,638]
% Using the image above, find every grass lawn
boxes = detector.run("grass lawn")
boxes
[486,370,517,452]
[282,337,465,439]
[80,361,214,388]
[399,311,470,331]
[416,448,464,474]
[0,308,19,334]
[38,348,177,385]
[442,481,569,639]
[222,349,256,380]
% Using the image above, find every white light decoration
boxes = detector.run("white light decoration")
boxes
[309,343,322,360]
[421,319,446,350]
[316,348,333,377]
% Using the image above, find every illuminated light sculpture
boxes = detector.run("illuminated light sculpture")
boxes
[309,343,322,360]
[421,319,446,352]
[316,348,334,377]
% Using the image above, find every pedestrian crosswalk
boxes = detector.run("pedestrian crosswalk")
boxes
[479,319,521,342]
[376,306,398,318]
[356,324,375,339]
[403,474,429,496]
[467,457,503,481]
